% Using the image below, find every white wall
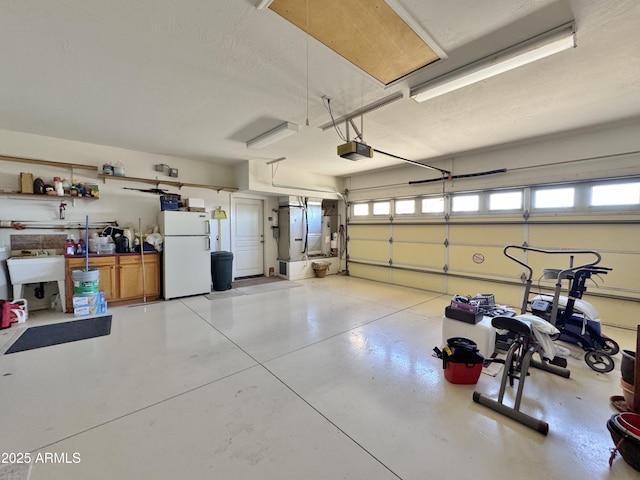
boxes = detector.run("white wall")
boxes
[344,118,640,201]
[244,161,343,199]
[0,129,235,249]
[0,129,349,283]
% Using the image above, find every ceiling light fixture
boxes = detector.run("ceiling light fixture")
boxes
[246,122,299,149]
[410,23,576,103]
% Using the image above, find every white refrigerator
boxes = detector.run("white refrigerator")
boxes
[159,211,211,300]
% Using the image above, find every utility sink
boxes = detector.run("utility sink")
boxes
[7,255,65,283]
[7,255,67,313]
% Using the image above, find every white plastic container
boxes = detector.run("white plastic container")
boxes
[113,161,125,177]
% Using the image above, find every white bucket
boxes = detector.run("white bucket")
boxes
[72,269,100,294]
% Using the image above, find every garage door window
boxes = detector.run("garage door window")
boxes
[373,201,390,215]
[534,188,574,208]
[489,191,522,210]
[452,195,479,212]
[353,203,369,216]
[395,199,415,214]
[591,182,640,206]
[422,197,444,213]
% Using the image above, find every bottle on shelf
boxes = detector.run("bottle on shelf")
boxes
[113,161,125,177]
[65,237,76,255]
[53,177,64,196]
[76,238,86,255]
[62,178,71,196]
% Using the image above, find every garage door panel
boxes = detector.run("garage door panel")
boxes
[595,297,640,330]
[349,263,390,283]
[448,245,518,278]
[393,224,444,243]
[449,224,523,246]
[349,225,389,241]
[391,269,443,292]
[528,224,637,251]
[596,252,640,292]
[392,243,443,269]
[349,239,389,262]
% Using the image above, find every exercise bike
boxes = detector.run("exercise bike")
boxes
[503,245,619,373]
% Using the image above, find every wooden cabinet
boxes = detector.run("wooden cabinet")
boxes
[65,253,160,312]
[117,254,160,300]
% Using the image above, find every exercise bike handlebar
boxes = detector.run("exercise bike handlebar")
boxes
[503,245,602,282]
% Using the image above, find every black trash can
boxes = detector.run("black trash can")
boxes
[211,251,234,291]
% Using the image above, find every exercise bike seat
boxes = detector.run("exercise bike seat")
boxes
[491,316,533,336]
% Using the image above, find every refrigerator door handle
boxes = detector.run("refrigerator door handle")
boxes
[205,221,210,234]
[206,237,211,251]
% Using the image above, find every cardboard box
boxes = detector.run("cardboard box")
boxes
[187,207,205,212]
[73,293,98,309]
[185,198,204,208]
[20,173,34,194]
[72,291,106,307]
[73,301,107,318]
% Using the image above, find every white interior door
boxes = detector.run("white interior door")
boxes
[234,198,264,278]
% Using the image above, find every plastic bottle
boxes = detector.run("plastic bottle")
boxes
[54,177,64,196]
[76,238,86,255]
[113,161,125,177]
[65,238,76,255]
[62,178,71,195]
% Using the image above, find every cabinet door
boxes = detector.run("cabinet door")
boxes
[119,263,143,300]
[95,265,116,301]
[143,260,160,296]
[118,254,159,299]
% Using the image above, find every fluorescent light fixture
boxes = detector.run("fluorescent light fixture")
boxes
[246,122,299,149]
[411,23,575,103]
[256,0,273,10]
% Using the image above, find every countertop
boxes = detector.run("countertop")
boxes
[65,251,158,258]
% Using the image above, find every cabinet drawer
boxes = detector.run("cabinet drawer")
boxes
[119,253,158,265]
[66,256,117,268]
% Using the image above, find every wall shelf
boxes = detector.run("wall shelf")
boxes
[0,192,96,199]
[0,154,96,171]
[97,174,238,193]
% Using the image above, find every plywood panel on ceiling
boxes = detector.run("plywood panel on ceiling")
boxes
[269,0,440,85]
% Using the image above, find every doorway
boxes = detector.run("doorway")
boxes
[233,198,265,278]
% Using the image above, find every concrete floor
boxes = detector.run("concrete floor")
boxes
[0,275,637,479]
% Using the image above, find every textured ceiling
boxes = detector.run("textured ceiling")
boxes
[0,0,638,177]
